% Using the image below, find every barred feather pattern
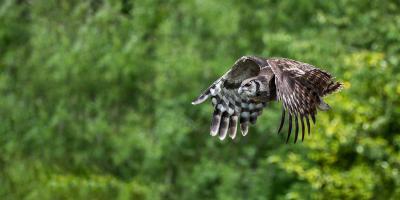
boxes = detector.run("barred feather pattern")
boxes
[193,56,343,143]
[268,58,342,143]
[210,86,266,140]
[303,69,343,96]
[193,78,267,140]
[277,71,319,143]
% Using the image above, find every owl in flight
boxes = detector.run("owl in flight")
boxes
[192,56,343,143]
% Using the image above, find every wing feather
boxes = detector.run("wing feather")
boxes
[300,115,305,141]
[294,115,299,143]
[192,56,270,140]
[277,108,285,134]
[193,56,342,142]
[228,115,238,139]
[268,58,342,142]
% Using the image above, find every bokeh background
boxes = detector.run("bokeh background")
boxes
[1,0,400,199]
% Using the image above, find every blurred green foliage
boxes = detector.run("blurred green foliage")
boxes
[1,0,400,199]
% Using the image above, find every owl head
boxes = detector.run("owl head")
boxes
[238,79,259,97]
[238,76,276,101]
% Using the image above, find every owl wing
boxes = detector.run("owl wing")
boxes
[192,56,269,140]
[267,58,343,143]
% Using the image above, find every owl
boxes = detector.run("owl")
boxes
[192,56,343,143]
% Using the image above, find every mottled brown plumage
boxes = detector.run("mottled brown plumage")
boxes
[192,56,343,143]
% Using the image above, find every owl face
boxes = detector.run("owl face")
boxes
[238,79,260,97]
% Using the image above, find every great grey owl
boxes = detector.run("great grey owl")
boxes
[192,56,343,143]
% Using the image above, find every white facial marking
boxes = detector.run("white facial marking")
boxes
[239,80,258,97]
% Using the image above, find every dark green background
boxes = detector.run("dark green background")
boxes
[1,0,399,199]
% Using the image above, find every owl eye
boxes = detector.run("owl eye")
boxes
[244,83,251,87]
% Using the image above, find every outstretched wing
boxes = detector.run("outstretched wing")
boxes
[192,56,269,140]
[267,58,343,143]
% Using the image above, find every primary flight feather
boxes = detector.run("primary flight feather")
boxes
[192,56,343,143]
